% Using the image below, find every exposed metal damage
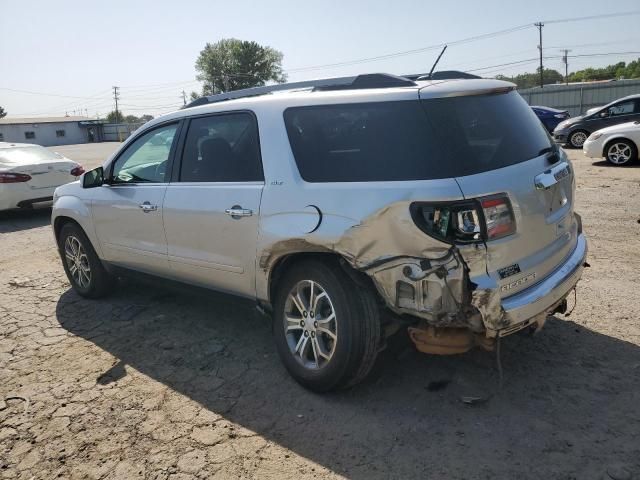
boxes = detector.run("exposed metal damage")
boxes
[259,202,509,350]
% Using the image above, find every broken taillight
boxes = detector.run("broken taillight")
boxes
[0,172,32,183]
[410,194,515,244]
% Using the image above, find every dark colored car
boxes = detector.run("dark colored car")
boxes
[531,106,570,133]
[553,94,640,148]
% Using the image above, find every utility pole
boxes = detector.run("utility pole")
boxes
[112,86,120,123]
[535,22,544,88]
[561,49,571,85]
[181,90,187,106]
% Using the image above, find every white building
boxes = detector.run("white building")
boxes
[0,116,105,146]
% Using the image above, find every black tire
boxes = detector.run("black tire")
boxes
[604,138,638,166]
[568,130,589,149]
[58,222,116,298]
[272,259,381,392]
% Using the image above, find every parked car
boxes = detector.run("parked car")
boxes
[531,106,570,133]
[553,94,640,148]
[51,73,588,392]
[583,120,639,166]
[0,142,84,211]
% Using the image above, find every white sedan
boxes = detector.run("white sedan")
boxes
[0,142,85,211]
[583,121,639,166]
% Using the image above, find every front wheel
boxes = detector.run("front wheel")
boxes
[569,130,588,148]
[58,223,116,298]
[605,139,637,166]
[273,259,381,392]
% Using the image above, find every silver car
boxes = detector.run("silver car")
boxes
[51,73,588,392]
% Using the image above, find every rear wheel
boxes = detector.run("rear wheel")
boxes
[605,139,637,166]
[569,130,588,148]
[58,223,115,298]
[273,259,380,392]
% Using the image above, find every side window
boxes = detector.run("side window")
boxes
[179,112,263,182]
[111,123,177,184]
[608,101,635,116]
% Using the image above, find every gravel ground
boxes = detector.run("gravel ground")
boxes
[1,146,639,480]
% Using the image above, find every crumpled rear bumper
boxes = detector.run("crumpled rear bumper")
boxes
[497,232,588,335]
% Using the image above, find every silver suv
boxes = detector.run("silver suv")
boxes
[52,73,588,392]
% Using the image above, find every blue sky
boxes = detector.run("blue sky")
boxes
[1,0,639,118]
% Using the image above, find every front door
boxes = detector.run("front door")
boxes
[92,122,179,275]
[162,112,264,297]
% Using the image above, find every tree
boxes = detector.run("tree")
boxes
[139,114,154,123]
[194,38,286,96]
[496,68,563,89]
[0,106,6,119]
[105,110,121,123]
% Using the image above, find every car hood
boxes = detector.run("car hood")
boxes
[555,115,584,131]
[592,121,640,136]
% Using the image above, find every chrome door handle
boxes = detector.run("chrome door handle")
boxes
[139,201,158,213]
[225,206,253,218]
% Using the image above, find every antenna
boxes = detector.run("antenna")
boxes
[428,45,448,79]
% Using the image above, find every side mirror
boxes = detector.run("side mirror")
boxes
[82,166,104,188]
[599,111,609,118]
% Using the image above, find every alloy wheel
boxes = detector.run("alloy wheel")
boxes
[607,143,632,164]
[284,279,338,370]
[570,131,587,148]
[64,235,91,289]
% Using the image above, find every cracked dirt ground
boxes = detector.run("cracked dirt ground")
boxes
[1,148,640,480]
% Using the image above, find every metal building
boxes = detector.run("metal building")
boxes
[0,116,106,146]
[519,79,640,117]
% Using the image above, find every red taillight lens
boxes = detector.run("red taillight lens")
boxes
[0,172,32,183]
[70,165,85,177]
[481,195,516,240]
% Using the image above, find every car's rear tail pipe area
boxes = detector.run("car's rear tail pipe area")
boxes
[408,324,495,355]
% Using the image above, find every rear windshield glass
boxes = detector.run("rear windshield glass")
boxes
[283,91,552,182]
[0,146,63,166]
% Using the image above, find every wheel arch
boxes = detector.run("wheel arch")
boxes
[266,251,379,310]
[52,196,104,258]
[602,136,638,158]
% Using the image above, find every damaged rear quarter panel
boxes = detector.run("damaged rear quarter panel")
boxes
[253,103,504,333]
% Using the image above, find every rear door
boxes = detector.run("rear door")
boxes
[162,111,264,297]
[419,89,578,298]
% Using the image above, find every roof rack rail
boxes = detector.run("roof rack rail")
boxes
[184,73,417,109]
[403,70,481,81]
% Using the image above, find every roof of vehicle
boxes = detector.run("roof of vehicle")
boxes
[0,142,46,149]
[142,74,516,132]
[0,116,95,125]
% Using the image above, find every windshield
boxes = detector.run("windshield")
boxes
[0,146,63,166]
[284,91,552,182]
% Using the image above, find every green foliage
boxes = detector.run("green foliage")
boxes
[568,59,640,82]
[0,106,6,119]
[496,59,640,88]
[194,38,286,95]
[496,68,564,89]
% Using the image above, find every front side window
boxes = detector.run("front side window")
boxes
[179,112,262,182]
[111,123,177,184]
[24,131,35,139]
[607,101,636,116]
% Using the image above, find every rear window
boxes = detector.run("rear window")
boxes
[283,91,552,182]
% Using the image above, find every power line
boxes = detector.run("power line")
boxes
[286,24,534,73]
[542,10,640,24]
